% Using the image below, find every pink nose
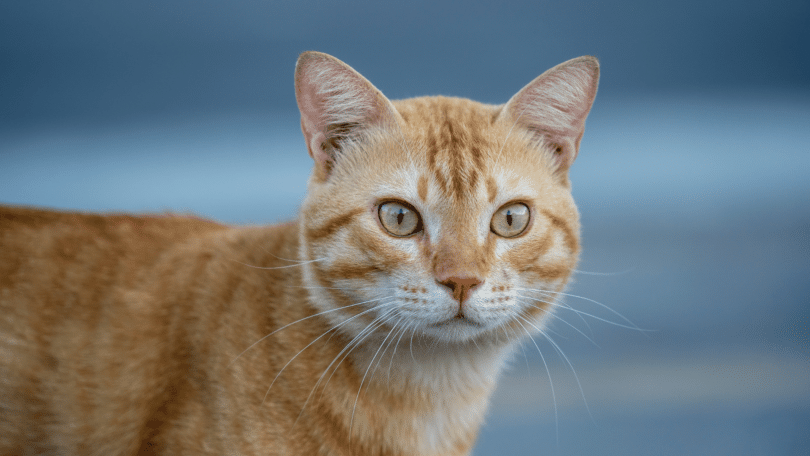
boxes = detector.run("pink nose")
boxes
[437,276,482,304]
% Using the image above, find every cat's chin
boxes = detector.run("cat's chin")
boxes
[421,316,502,345]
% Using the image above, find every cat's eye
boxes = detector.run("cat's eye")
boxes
[378,201,422,237]
[491,203,530,238]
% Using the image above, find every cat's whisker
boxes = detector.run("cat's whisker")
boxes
[295,307,399,429]
[289,285,399,291]
[369,316,403,381]
[470,334,480,351]
[543,332,596,425]
[290,316,388,432]
[522,289,595,335]
[368,316,405,392]
[513,318,559,444]
[517,314,594,424]
[517,287,644,331]
[229,296,395,367]
[349,313,403,440]
[498,325,509,348]
[261,303,395,406]
[526,292,596,336]
[573,267,636,276]
[318,307,400,400]
[409,325,418,365]
[231,257,326,270]
[542,292,595,335]
[502,318,531,373]
[529,315,570,342]
[516,296,600,348]
[262,250,326,265]
[387,321,413,383]
[521,293,652,333]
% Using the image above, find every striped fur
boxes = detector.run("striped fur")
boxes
[0,51,598,455]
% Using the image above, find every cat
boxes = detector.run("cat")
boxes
[0,51,599,455]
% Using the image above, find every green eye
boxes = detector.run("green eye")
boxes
[378,201,422,237]
[491,203,530,238]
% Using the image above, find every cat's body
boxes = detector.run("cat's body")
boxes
[0,52,598,455]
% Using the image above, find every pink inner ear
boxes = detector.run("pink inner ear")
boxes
[503,56,599,174]
[294,52,400,179]
[297,87,332,177]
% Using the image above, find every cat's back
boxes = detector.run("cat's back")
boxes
[0,204,228,320]
[1,204,226,288]
[1,204,226,258]
[0,205,232,454]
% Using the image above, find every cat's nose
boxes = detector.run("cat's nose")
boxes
[436,276,482,304]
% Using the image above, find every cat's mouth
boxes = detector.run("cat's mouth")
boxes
[431,314,481,328]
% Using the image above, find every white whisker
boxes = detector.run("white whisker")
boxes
[572,267,635,276]
[288,285,398,291]
[509,318,531,374]
[349,312,402,439]
[387,321,412,383]
[514,318,558,444]
[232,257,326,270]
[555,302,652,333]
[319,308,399,398]
[517,287,647,332]
[263,251,322,264]
[294,308,398,429]
[517,296,600,347]
[369,317,404,389]
[229,296,395,367]
[518,314,593,424]
[261,303,395,406]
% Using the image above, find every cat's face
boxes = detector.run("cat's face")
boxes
[296,52,597,346]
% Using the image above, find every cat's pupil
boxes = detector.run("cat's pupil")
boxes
[397,209,404,225]
[506,210,513,226]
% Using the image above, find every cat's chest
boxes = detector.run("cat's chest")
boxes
[346,343,511,455]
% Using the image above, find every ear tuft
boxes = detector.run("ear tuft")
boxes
[295,52,398,180]
[500,56,600,177]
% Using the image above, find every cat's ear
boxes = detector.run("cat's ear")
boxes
[499,56,599,178]
[295,51,400,180]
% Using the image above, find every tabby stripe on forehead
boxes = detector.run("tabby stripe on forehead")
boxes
[445,120,466,198]
[427,130,448,194]
[468,144,483,188]
[425,107,491,198]
[417,175,428,201]
[306,208,364,241]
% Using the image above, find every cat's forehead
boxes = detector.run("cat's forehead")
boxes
[387,96,552,199]
[393,96,499,150]
[391,97,520,199]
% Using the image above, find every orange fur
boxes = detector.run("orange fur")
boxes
[0,51,598,455]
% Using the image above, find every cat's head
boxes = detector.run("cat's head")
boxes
[295,52,598,346]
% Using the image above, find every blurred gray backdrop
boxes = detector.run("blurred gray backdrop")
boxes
[2,1,809,454]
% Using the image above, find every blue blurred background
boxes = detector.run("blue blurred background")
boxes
[2,1,809,454]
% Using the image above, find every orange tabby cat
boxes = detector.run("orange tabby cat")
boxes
[0,51,598,455]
